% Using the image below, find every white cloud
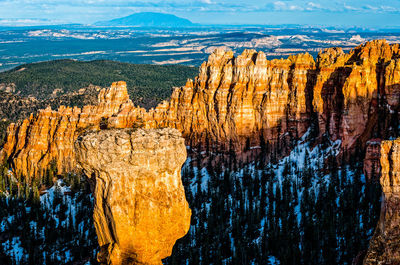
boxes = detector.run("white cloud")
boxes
[306,2,322,10]
[268,1,400,13]
[363,5,378,11]
[343,4,359,11]
[273,1,306,11]
[379,5,400,12]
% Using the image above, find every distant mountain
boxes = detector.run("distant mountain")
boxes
[95,12,194,27]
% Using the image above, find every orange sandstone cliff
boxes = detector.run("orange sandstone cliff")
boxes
[364,138,400,264]
[75,128,191,265]
[0,81,147,177]
[1,40,400,178]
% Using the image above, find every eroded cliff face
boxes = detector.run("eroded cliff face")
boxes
[74,128,191,265]
[314,41,400,151]
[151,39,400,156]
[0,81,147,177]
[2,40,400,178]
[364,138,400,264]
[153,48,316,152]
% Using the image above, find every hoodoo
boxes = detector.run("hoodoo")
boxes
[1,39,400,264]
[2,40,400,179]
[74,128,191,265]
[0,81,144,178]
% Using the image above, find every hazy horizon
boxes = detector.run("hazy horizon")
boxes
[1,0,400,28]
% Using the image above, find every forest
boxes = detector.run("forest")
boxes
[0,60,197,109]
[0,130,381,264]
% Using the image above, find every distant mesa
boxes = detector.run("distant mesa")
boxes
[95,12,194,27]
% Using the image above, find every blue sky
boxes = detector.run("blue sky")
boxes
[0,0,400,27]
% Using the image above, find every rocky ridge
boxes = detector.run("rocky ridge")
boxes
[0,81,147,177]
[74,128,191,265]
[1,40,400,178]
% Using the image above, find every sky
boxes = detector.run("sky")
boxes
[0,0,400,27]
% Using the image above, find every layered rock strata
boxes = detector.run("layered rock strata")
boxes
[74,128,191,265]
[0,81,147,177]
[364,138,400,264]
[2,40,400,178]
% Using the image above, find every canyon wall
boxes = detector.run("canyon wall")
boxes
[0,81,147,177]
[1,40,400,178]
[75,128,191,265]
[364,138,400,264]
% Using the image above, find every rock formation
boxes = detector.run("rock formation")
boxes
[155,48,316,153]
[364,138,400,264]
[0,81,147,178]
[74,128,191,265]
[363,139,382,182]
[2,40,400,178]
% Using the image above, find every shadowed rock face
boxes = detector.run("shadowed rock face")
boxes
[363,139,382,182]
[74,128,191,265]
[364,139,400,264]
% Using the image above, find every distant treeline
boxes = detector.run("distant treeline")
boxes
[0,59,198,109]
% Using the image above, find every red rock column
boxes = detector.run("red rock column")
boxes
[75,128,191,265]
